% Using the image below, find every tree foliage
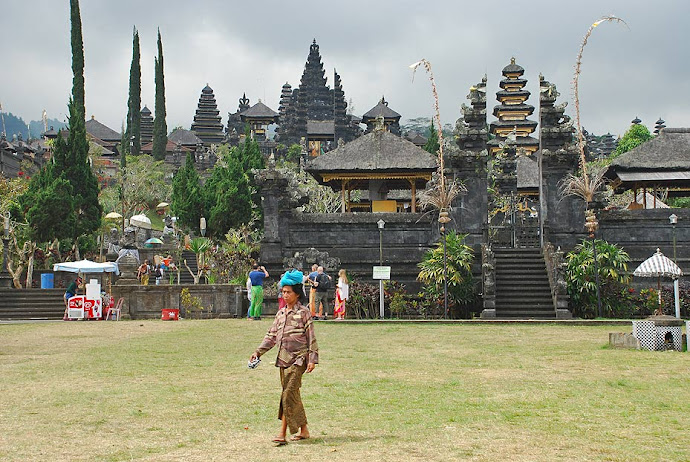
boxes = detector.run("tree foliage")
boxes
[611,124,652,159]
[565,239,631,318]
[126,27,141,156]
[100,154,171,217]
[202,147,252,238]
[171,153,203,232]
[423,121,440,155]
[18,0,101,245]
[417,231,476,307]
[152,29,167,161]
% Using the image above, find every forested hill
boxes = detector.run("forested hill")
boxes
[1,112,67,140]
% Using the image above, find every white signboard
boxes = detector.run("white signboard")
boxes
[372,266,391,280]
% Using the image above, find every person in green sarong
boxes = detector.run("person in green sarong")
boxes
[248,264,269,320]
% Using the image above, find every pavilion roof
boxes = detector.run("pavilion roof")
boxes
[605,128,690,191]
[240,101,279,119]
[141,139,191,154]
[306,129,437,178]
[307,120,335,136]
[85,116,121,141]
[609,128,690,171]
[169,128,203,146]
[362,98,401,121]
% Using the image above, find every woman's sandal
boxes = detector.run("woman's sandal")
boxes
[272,438,287,446]
[290,435,309,441]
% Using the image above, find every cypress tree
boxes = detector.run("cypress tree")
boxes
[19,0,101,243]
[69,0,85,121]
[65,0,101,239]
[171,153,203,231]
[423,121,440,155]
[152,29,167,161]
[126,27,141,156]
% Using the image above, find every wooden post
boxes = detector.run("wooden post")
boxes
[410,179,417,213]
[341,180,346,213]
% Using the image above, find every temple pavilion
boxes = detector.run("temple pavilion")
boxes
[240,101,279,141]
[605,127,690,208]
[361,97,402,135]
[305,121,437,213]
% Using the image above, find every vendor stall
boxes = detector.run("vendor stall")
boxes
[53,260,119,320]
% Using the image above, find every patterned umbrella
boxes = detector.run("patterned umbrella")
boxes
[633,248,682,309]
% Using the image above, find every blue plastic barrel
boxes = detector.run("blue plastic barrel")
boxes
[40,273,54,289]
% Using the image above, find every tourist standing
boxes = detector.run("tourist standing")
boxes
[137,260,151,286]
[307,264,318,317]
[250,270,318,445]
[248,264,269,320]
[313,266,331,320]
[154,263,164,285]
[333,269,349,320]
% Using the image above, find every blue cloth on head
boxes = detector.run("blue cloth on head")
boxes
[280,269,304,287]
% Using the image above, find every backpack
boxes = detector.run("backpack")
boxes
[318,273,330,290]
[154,267,162,278]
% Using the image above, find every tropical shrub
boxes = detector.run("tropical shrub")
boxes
[565,239,631,318]
[417,231,476,317]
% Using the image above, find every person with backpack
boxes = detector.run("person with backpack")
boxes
[154,263,164,285]
[312,266,331,320]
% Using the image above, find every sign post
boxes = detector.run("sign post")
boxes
[373,266,391,319]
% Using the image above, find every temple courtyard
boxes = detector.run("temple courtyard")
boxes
[1,320,688,461]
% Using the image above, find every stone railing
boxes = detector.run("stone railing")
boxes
[543,242,572,319]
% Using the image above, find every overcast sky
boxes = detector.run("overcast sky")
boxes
[3,1,689,138]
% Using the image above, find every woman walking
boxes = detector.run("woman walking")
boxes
[333,269,349,320]
[250,270,319,445]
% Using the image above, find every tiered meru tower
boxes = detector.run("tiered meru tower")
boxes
[140,106,153,145]
[487,58,539,156]
[278,40,357,148]
[191,84,225,146]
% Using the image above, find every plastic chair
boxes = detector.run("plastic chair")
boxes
[105,297,123,321]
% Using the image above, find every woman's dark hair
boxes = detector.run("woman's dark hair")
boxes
[284,283,306,303]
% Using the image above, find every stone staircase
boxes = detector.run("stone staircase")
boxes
[0,288,66,320]
[179,250,198,285]
[494,248,555,319]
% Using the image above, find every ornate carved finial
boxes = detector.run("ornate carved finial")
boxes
[510,57,516,65]
[380,96,387,106]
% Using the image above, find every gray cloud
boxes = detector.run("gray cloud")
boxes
[3,0,689,138]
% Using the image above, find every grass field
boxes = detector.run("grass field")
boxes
[1,320,688,461]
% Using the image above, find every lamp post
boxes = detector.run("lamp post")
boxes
[669,213,680,318]
[585,210,602,318]
[1,212,12,287]
[439,210,451,318]
[200,217,207,237]
[377,219,385,319]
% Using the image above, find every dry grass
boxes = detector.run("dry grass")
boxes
[1,321,688,461]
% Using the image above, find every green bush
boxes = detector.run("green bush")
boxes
[566,239,631,318]
[417,231,476,318]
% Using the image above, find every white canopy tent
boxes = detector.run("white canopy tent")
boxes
[53,259,120,276]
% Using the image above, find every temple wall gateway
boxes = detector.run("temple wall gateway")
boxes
[260,210,436,288]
